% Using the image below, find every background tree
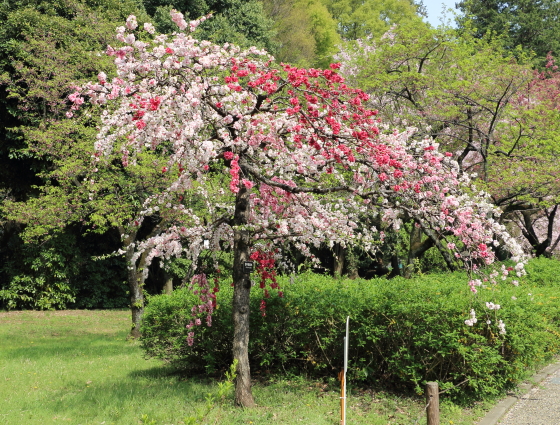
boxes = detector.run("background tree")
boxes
[0,0,152,312]
[337,22,560,258]
[1,24,185,332]
[456,0,560,63]
[0,0,143,200]
[488,55,560,257]
[144,0,278,53]
[262,0,340,68]
[322,0,425,40]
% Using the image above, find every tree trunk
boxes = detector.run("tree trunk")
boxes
[163,271,173,295]
[122,228,147,339]
[231,187,256,407]
[519,207,558,257]
[388,253,401,278]
[333,242,345,278]
[404,225,434,278]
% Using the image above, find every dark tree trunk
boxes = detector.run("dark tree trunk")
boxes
[333,242,345,278]
[388,253,401,278]
[122,228,147,339]
[404,225,434,278]
[417,223,457,272]
[231,187,256,407]
[519,206,558,257]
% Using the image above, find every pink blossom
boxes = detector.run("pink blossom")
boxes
[126,15,138,30]
[170,9,188,30]
[144,22,155,34]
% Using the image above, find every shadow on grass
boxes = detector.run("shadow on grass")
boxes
[127,363,191,379]
[2,334,136,360]
[32,364,220,422]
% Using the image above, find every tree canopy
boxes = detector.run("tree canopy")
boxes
[337,22,560,257]
[323,0,425,39]
[144,0,278,53]
[262,0,341,68]
[456,0,560,62]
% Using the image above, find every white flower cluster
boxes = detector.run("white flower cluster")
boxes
[465,309,477,326]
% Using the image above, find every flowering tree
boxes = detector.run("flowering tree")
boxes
[490,53,560,257]
[336,22,560,258]
[71,12,525,406]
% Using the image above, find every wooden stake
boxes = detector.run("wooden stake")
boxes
[426,381,439,425]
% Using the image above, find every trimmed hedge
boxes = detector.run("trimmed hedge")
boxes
[141,259,560,402]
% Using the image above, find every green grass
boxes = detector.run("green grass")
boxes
[0,310,488,424]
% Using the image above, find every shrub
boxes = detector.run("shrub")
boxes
[0,230,129,310]
[141,262,560,402]
[523,256,560,287]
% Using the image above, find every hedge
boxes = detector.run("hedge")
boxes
[140,258,560,402]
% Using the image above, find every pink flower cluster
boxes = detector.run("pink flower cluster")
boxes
[185,273,216,346]
[229,154,240,193]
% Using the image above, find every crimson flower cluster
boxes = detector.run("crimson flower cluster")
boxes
[250,249,282,316]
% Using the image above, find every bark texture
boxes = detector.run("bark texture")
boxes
[519,206,559,257]
[333,242,345,278]
[231,187,256,407]
[163,272,173,295]
[122,228,148,339]
[404,225,434,278]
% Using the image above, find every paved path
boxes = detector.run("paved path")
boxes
[498,365,560,425]
[477,359,560,425]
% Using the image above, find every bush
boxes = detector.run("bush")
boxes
[523,256,560,287]
[0,230,129,310]
[141,261,560,402]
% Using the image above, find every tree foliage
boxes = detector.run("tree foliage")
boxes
[337,22,560,257]
[263,0,340,68]
[456,0,560,62]
[0,0,152,313]
[144,0,278,53]
[322,0,425,40]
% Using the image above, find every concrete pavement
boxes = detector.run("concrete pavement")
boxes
[477,358,560,425]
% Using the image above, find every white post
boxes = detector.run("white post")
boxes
[342,316,349,425]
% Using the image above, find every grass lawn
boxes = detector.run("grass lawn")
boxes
[0,310,488,424]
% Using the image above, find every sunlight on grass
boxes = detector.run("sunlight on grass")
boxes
[0,310,487,424]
